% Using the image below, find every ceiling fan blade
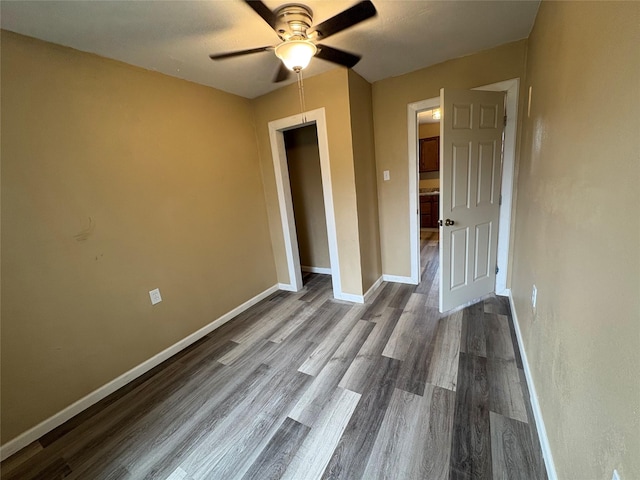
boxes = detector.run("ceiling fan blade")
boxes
[274,63,291,83]
[209,46,272,60]
[315,44,361,69]
[244,0,278,30]
[310,1,377,40]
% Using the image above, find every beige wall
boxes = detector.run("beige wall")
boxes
[284,125,330,269]
[0,31,276,443]
[252,68,365,295]
[510,2,640,479]
[372,40,527,277]
[418,122,440,139]
[347,70,382,292]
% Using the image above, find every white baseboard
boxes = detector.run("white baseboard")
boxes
[363,276,383,303]
[300,266,332,275]
[278,283,298,292]
[335,291,365,303]
[506,289,558,480]
[0,284,280,462]
[382,274,417,285]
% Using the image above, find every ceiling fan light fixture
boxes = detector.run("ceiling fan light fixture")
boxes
[275,40,317,71]
[432,109,441,120]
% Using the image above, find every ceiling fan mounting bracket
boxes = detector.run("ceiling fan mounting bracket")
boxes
[274,4,314,41]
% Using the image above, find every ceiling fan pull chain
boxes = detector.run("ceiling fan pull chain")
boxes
[296,69,307,122]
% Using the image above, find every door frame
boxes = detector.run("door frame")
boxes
[407,78,519,293]
[268,107,344,299]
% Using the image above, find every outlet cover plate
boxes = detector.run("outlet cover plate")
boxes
[149,288,162,305]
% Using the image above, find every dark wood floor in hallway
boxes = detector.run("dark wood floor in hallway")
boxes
[2,232,548,480]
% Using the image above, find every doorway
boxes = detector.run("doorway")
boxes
[283,125,331,278]
[268,108,346,300]
[407,78,520,298]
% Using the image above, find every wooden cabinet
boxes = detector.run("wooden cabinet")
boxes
[419,136,440,172]
[420,194,440,228]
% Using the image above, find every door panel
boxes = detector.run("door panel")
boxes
[450,228,468,289]
[474,222,491,280]
[452,143,471,211]
[440,89,505,312]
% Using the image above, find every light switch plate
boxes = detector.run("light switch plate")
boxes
[383,170,390,181]
[531,284,537,311]
[149,288,162,305]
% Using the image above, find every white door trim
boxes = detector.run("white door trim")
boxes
[473,78,520,294]
[407,97,441,284]
[407,78,519,293]
[268,108,343,299]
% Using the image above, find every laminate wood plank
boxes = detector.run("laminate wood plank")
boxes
[281,387,361,480]
[460,302,487,357]
[338,307,402,394]
[490,412,540,480]
[426,309,463,391]
[394,307,440,396]
[240,417,310,480]
[64,361,272,479]
[298,304,368,376]
[382,292,426,361]
[290,320,375,427]
[388,283,415,310]
[360,282,398,321]
[2,455,70,480]
[483,296,510,316]
[270,300,348,349]
[299,274,333,303]
[412,384,456,479]
[321,355,402,480]
[268,301,326,344]
[361,387,422,479]
[449,352,492,480]
[362,384,455,480]
[484,313,516,362]
[165,466,192,480]
[168,364,300,477]
[425,264,441,308]
[188,370,312,479]
[415,255,438,294]
[487,357,528,423]
[231,297,309,345]
[0,441,43,477]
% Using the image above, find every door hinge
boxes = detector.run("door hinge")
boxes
[504,115,507,127]
[499,194,502,206]
[495,265,499,275]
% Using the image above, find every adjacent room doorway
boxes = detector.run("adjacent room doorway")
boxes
[268,108,346,300]
[407,79,520,312]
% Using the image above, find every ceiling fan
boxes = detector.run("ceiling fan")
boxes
[209,0,377,83]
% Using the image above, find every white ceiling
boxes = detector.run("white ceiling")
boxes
[1,0,540,99]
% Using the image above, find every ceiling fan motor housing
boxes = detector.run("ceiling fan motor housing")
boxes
[274,4,314,40]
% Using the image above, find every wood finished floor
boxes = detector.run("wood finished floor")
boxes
[2,232,548,480]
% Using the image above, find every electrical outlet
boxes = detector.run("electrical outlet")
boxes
[383,170,390,181]
[531,284,537,312]
[612,469,621,480]
[149,288,162,305]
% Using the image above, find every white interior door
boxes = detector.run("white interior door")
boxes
[439,88,505,312]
